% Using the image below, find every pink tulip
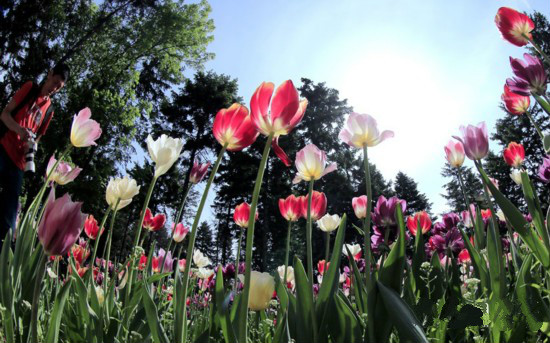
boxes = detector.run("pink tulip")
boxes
[458,249,471,263]
[234,202,258,228]
[352,195,368,219]
[250,80,308,166]
[292,144,337,184]
[172,222,189,243]
[46,155,82,185]
[501,85,530,115]
[503,142,525,168]
[38,189,86,256]
[84,215,104,240]
[300,191,327,221]
[339,112,394,149]
[495,7,535,47]
[142,208,166,232]
[70,107,102,147]
[189,160,211,184]
[279,194,302,222]
[444,140,465,168]
[453,122,488,160]
[213,103,259,151]
[406,211,432,236]
[179,259,187,273]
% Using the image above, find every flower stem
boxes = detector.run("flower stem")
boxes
[362,145,373,285]
[324,232,330,266]
[88,207,112,285]
[177,144,227,343]
[103,203,120,293]
[283,221,292,289]
[238,133,274,343]
[525,110,545,141]
[529,38,550,66]
[233,227,244,292]
[29,251,47,343]
[305,179,315,289]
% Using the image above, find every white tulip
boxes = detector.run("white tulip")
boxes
[146,134,184,178]
[317,213,341,232]
[196,267,214,279]
[106,176,140,210]
[193,250,211,268]
[343,243,361,258]
[277,265,295,283]
[510,169,523,185]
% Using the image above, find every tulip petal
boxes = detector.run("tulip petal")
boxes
[272,137,291,166]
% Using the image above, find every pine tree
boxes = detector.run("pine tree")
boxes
[195,221,215,261]
[441,163,485,213]
[393,171,432,216]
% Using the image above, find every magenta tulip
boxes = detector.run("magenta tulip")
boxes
[506,54,547,96]
[453,122,489,160]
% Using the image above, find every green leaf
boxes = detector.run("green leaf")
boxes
[325,291,362,343]
[515,254,549,331]
[214,267,236,343]
[146,272,171,284]
[70,264,96,325]
[520,171,550,251]
[141,282,169,343]
[45,277,72,343]
[377,281,429,343]
[534,94,550,116]
[293,257,315,343]
[411,227,426,297]
[544,134,550,154]
[448,304,483,330]
[379,203,406,292]
[458,227,490,292]
[345,244,368,315]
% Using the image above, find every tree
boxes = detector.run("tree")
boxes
[194,221,215,261]
[393,171,432,216]
[441,163,485,213]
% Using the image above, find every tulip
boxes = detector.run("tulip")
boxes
[138,255,147,270]
[501,85,530,115]
[292,144,337,184]
[317,260,330,276]
[178,259,187,273]
[105,176,140,210]
[279,194,301,222]
[507,54,547,96]
[343,243,362,261]
[196,267,215,279]
[510,169,523,185]
[142,208,166,232]
[538,156,550,183]
[317,213,341,232]
[146,134,184,178]
[250,80,308,166]
[461,205,476,228]
[503,142,525,168]
[193,249,211,268]
[277,265,295,283]
[70,244,89,266]
[372,195,407,228]
[406,211,432,236]
[38,189,86,256]
[189,160,211,184]
[453,122,489,160]
[213,103,259,151]
[458,249,471,263]
[300,191,327,221]
[172,222,189,243]
[84,215,104,240]
[70,107,102,147]
[495,7,535,47]
[339,112,394,149]
[444,140,465,168]
[95,286,105,306]
[238,271,275,311]
[429,229,464,255]
[46,155,82,185]
[234,202,258,228]
[433,212,461,235]
[352,195,368,219]
[153,249,173,273]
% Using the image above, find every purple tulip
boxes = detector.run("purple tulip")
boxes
[429,228,464,255]
[506,54,547,96]
[189,159,211,184]
[433,212,460,235]
[453,122,489,160]
[38,189,86,256]
[372,196,407,228]
[223,263,236,278]
[157,248,174,273]
[538,156,550,183]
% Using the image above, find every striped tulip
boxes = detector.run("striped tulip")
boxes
[250,80,308,166]
[495,7,535,47]
[501,85,530,115]
[339,112,394,149]
[292,144,337,184]
[142,208,166,232]
[279,194,301,222]
[343,243,362,261]
[189,160,211,184]
[453,122,489,160]
[406,211,432,236]
[213,103,259,151]
[503,142,525,168]
[84,215,103,240]
[234,202,258,228]
[172,223,189,243]
[70,107,102,148]
[444,140,465,168]
[300,191,327,221]
[46,155,82,185]
[352,195,368,219]
[317,260,330,276]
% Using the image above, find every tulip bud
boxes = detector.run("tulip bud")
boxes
[343,244,362,261]
[300,191,327,221]
[172,223,189,243]
[146,134,184,178]
[233,202,258,228]
[317,260,330,276]
[503,142,525,168]
[495,7,535,47]
[316,213,341,232]
[193,249,211,268]
[510,169,523,185]
[406,211,432,236]
[502,85,530,115]
[142,208,166,232]
[453,122,489,161]
[189,160,210,184]
[279,194,301,222]
[46,155,82,185]
[276,265,295,283]
[339,112,394,148]
[444,140,465,168]
[106,176,140,210]
[84,215,104,240]
[213,103,259,151]
[178,259,187,273]
[352,195,368,219]
[458,249,471,263]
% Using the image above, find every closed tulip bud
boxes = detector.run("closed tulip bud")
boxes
[38,189,86,256]
[343,244,362,261]
[172,223,189,243]
[279,194,301,222]
[495,7,535,47]
[70,107,102,148]
[293,144,337,184]
[233,202,257,228]
[84,215,104,240]
[352,195,368,219]
[146,134,184,178]
[213,103,259,151]
[193,249,211,268]
[189,160,211,184]
[138,255,147,270]
[503,142,525,167]
[250,80,308,166]
[444,140,465,168]
[510,169,523,185]
[238,271,275,311]
[317,213,341,232]
[300,191,327,221]
[458,249,471,263]
[276,265,295,283]
[317,260,330,276]
[178,259,187,273]
[502,85,530,115]
[105,176,140,210]
[406,211,432,236]
[142,208,166,232]
[95,286,105,306]
[453,122,489,160]
[46,155,82,185]
[339,112,394,149]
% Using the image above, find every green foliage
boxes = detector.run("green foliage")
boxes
[393,171,432,215]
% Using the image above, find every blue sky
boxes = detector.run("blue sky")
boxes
[196,0,549,217]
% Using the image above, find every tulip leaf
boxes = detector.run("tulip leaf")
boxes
[379,203,406,292]
[293,257,315,343]
[173,269,185,343]
[411,227,426,298]
[520,171,550,250]
[377,281,429,343]
[544,134,550,154]
[534,94,550,116]
[70,263,97,326]
[0,232,14,343]
[141,282,169,343]
[146,272,171,284]
[516,254,549,331]
[473,207,486,250]
[324,291,362,343]
[45,277,72,343]
[345,244,368,315]
[458,227,489,292]
[215,267,236,343]
[477,165,550,268]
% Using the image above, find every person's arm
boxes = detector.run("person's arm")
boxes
[1,97,30,141]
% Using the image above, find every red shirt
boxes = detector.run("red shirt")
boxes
[0,81,53,170]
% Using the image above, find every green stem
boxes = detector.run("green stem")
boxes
[324,232,330,266]
[306,179,315,289]
[283,221,292,289]
[174,183,193,227]
[238,134,274,343]
[529,38,550,66]
[233,227,244,291]
[525,110,544,141]
[177,144,227,343]
[456,169,476,227]
[29,251,47,343]
[362,145,373,284]
[103,202,120,293]
[89,207,112,285]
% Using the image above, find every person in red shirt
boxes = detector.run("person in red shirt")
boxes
[0,63,70,248]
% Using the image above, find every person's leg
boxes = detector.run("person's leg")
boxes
[0,146,23,250]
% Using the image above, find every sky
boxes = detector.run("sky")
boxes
[194,0,549,218]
